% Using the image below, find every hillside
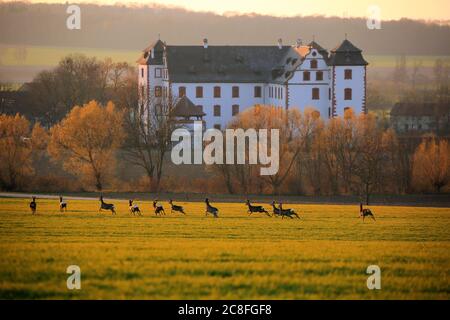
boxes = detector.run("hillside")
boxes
[0,2,449,55]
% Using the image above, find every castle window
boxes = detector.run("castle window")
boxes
[310,59,318,69]
[141,68,144,78]
[312,88,319,100]
[344,69,352,79]
[141,85,145,98]
[196,86,203,98]
[178,86,186,97]
[316,71,323,81]
[155,86,162,97]
[254,86,262,98]
[214,105,221,117]
[214,124,221,130]
[303,71,310,81]
[280,88,283,100]
[214,86,221,98]
[232,86,239,98]
[232,104,240,116]
[269,87,272,98]
[344,88,352,100]
[155,68,162,78]
[328,88,331,100]
[328,107,331,118]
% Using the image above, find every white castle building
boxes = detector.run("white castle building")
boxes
[137,38,368,129]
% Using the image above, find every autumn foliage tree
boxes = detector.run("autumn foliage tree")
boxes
[48,101,125,191]
[0,114,48,190]
[412,138,450,192]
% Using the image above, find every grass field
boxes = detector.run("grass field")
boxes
[0,197,449,299]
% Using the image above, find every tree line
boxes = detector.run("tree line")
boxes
[0,55,449,198]
[1,2,449,55]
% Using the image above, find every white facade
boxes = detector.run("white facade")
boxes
[138,39,368,129]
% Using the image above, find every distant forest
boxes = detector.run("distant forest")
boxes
[0,1,449,55]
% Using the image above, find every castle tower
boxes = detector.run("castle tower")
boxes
[137,39,165,122]
[329,39,368,117]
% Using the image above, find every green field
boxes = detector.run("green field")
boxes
[1,44,448,68]
[0,197,449,299]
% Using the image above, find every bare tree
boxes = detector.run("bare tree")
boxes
[122,85,179,192]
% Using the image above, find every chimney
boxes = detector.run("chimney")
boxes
[203,38,208,49]
[296,38,302,47]
[277,38,283,49]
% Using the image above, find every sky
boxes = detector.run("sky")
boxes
[5,0,450,21]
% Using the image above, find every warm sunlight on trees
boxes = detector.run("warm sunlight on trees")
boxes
[412,138,450,193]
[0,114,48,190]
[48,101,125,191]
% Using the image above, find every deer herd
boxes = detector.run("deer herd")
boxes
[27,196,376,221]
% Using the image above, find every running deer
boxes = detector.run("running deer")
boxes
[99,195,116,215]
[278,203,300,219]
[169,200,185,214]
[271,201,282,217]
[153,200,165,216]
[246,199,271,217]
[360,203,375,221]
[29,196,37,214]
[129,200,142,216]
[205,198,219,218]
[271,201,299,219]
[59,196,67,212]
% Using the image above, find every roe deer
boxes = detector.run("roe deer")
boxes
[246,199,271,217]
[129,200,142,216]
[29,196,37,214]
[59,196,67,212]
[205,198,219,218]
[169,200,185,214]
[360,203,375,221]
[99,195,116,215]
